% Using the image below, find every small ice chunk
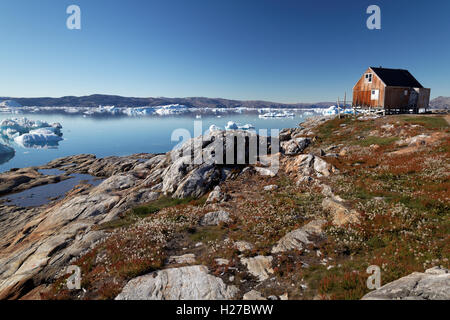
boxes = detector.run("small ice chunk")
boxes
[225,121,239,130]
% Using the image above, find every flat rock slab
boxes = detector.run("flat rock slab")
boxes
[362,267,450,300]
[115,265,238,300]
[241,256,274,282]
[200,210,231,226]
[322,197,359,226]
[243,290,266,300]
[272,220,326,254]
[168,254,196,264]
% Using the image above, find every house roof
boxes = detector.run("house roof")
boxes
[370,67,424,88]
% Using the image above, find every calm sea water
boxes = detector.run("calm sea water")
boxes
[0,111,317,172]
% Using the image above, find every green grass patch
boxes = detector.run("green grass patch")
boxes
[401,116,448,129]
[98,195,202,230]
[317,118,353,140]
[355,136,398,147]
[131,196,195,217]
[188,226,228,243]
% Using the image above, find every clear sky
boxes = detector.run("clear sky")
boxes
[0,0,449,103]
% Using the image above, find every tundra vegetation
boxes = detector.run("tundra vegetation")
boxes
[42,114,450,300]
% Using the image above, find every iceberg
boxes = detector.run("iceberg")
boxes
[155,104,189,115]
[14,128,63,148]
[63,107,81,114]
[259,111,294,118]
[322,106,356,116]
[0,118,61,139]
[239,123,255,130]
[0,118,63,148]
[322,106,339,115]
[124,107,156,116]
[208,124,222,132]
[225,121,239,130]
[224,121,255,131]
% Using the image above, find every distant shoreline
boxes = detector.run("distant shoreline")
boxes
[0,95,335,109]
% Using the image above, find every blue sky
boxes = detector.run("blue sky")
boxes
[0,0,449,103]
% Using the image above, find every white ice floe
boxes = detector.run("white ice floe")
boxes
[208,124,222,132]
[259,111,294,118]
[14,128,63,147]
[64,107,80,114]
[322,105,356,116]
[0,118,63,148]
[154,104,189,115]
[225,121,239,130]
[224,121,255,131]
[239,123,255,130]
[123,107,155,116]
[83,105,121,116]
[0,118,61,139]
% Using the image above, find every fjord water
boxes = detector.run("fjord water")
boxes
[0,111,316,172]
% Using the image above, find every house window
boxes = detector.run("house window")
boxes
[371,89,379,100]
[365,73,373,83]
[404,90,408,96]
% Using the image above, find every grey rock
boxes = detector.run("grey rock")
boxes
[243,290,266,300]
[272,220,326,254]
[362,267,450,300]
[234,241,253,252]
[322,197,359,226]
[115,265,239,300]
[241,256,274,281]
[280,138,310,155]
[206,186,223,204]
[94,174,138,193]
[200,211,231,226]
[254,167,276,177]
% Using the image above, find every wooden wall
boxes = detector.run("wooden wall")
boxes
[384,87,410,109]
[352,68,385,108]
[417,88,431,108]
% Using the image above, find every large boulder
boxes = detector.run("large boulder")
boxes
[272,220,326,254]
[115,265,239,300]
[200,210,231,226]
[240,256,274,281]
[286,154,337,179]
[362,267,450,300]
[280,138,310,155]
[322,197,359,226]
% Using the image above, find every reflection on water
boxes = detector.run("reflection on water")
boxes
[0,170,103,207]
[0,150,14,165]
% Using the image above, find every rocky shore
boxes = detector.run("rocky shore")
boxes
[0,114,448,300]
